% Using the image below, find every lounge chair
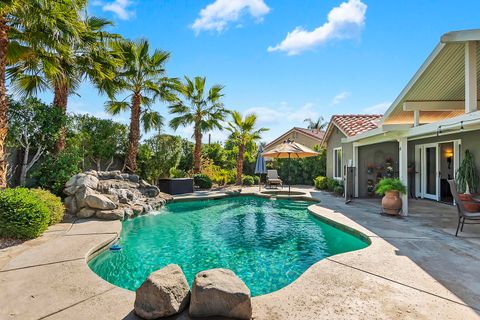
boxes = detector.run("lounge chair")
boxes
[266,170,283,189]
[447,180,480,236]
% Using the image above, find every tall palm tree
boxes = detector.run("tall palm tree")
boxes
[304,116,327,132]
[226,111,268,185]
[0,0,85,187]
[7,14,118,153]
[104,39,177,173]
[169,76,228,173]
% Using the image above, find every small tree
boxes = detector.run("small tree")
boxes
[7,97,64,186]
[226,111,268,185]
[137,134,182,184]
[169,76,228,173]
[71,114,128,171]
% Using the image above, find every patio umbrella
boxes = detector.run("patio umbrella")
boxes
[262,140,319,195]
[254,144,267,191]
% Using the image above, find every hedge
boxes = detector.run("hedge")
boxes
[0,188,51,239]
[194,173,213,189]
[242,175,255,186]
[30,189,65,225]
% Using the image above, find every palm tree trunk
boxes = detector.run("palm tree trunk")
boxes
[193,125,202,173]
[236,143,245,185]
[0,16,9,188]
[125,92,141,173]
[53,83,69,154]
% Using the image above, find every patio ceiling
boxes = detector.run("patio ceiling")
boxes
[382,30,480,125]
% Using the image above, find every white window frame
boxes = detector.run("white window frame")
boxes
[333,147,343,181]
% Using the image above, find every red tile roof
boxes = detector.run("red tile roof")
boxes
[294,127,325,140]
[330,114,382,137]
[265,127,324,150]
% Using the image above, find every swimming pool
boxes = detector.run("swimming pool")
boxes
[89,196,368,296]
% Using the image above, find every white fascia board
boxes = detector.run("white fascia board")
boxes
[406,111,480,138]
[441,29,480,43]
[403,101,466,111]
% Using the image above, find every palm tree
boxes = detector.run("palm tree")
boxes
[7,13,118,153]
[104,39,177,173]
[0,0,85,187]
[169,76,228,173]
[304,116,327,132]
[226,111,268,185]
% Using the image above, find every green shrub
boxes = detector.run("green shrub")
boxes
[327,178,339,191]
[0,188,51,239]
[30,189,64,225]
[169,167,188,178]
[253,175,260,184]
[334,185,344,196]
[193,174,213,189]
[32,145,82,196]
[375,178,406,196]
[242,175,255,186]
[314,176,328,190]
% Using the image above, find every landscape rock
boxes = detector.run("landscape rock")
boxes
[63,170,171,220]
[190,268,252,320]
[64,185,78,196]
[64,196,77,215]
[77,208,96,218]
[75,186,96,209]
[65,175,78,188]
[129,174,140,183]
[85,194,117,210]
[124,207,134,219]
[95,209,124,220]
[134,264,190,319]
[76,174,99,189]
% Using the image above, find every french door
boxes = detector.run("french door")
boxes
[415,140,460,201]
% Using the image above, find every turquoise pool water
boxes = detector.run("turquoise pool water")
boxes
[89,196,368,296]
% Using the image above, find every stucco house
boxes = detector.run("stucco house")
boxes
[321,29,480,215]
[264,127,324,152]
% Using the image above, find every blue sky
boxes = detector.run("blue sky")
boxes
[46,0,480,143]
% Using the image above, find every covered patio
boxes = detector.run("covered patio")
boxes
[343,30,480,215]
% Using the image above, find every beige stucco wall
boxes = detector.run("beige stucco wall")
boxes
[265,132,322,152]
[326,128,347,179]
[407,129,480,194]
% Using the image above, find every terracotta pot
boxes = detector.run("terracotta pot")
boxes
[382,190,402,215]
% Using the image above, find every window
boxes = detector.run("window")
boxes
[334,148,343,179]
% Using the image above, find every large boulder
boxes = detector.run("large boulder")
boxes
[77,208,95,218]
[85,194,117,210]
[189,268,252,320]
[64,196,78,215]
[95,208,124,220]
[75,186,96,209]
[134,264,190,319]
[76,174,99,189]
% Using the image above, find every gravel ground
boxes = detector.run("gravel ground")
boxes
[0,237,24,250]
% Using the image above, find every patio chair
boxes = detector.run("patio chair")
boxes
[266,170,283,189]
[447,180,480,236]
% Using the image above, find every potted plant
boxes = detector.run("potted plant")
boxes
[375,178,407,216]
[456,149,479,194]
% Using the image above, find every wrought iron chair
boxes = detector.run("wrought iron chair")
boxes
[448,180,480,236]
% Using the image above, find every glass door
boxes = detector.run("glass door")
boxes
[423,144,439,200]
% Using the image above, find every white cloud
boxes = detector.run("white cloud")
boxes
[363,101,391,114]
[191,0,270,34]
[268,0,367,55]
[96,0,135,20]
[331,91,350,105]
[245,102,319,125]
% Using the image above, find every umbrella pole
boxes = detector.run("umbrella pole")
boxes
[288,153,291,196]
[258,173,261,192]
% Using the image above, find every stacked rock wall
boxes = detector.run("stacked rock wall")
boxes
[64,170,172,220]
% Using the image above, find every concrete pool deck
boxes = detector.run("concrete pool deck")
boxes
[1,187,479,319]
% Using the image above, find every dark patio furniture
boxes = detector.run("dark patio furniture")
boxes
[158,178,194,195]
[447,180,480,236]
[266,170,283,189]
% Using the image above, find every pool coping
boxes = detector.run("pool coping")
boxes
[1,190,478,319]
